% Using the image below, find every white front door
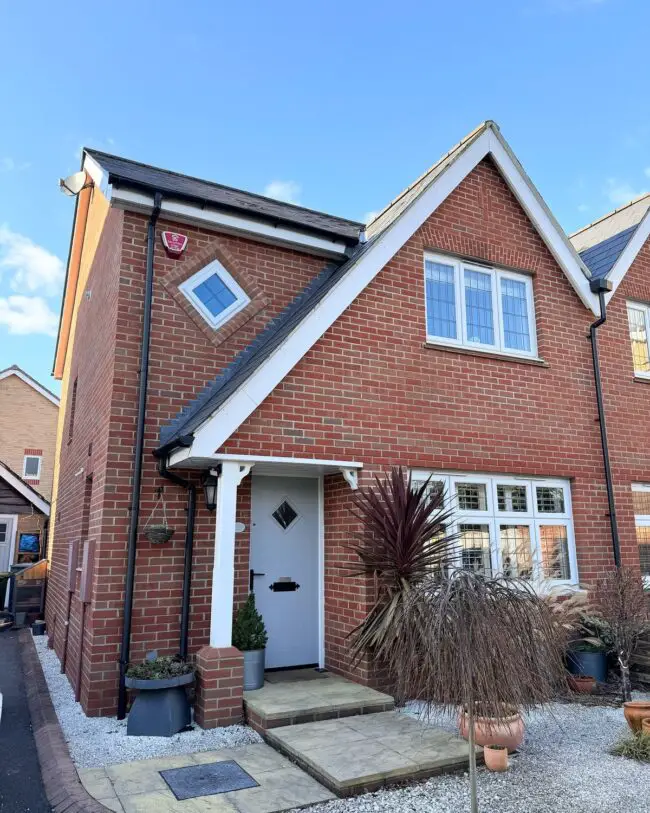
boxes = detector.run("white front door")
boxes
[0,517,16,606]
[250,476,320,669]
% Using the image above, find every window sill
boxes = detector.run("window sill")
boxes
[423,341,549,367]
[633,375,650,385]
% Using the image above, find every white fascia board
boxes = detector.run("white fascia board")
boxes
[0,466,50,515]
[110,187,349,259]
[0,369,60,406]
[214,454,362,468]
[488,133,598,315]
[82,153,106,190]
[606,207,650,301]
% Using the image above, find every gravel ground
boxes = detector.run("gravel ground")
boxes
[305,696,650,813]
[33,636,261,768]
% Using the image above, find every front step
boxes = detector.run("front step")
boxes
[265,711,474,797]
[243,673,394,732]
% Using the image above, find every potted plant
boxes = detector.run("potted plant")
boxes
[566,615,611,683]
[483,744,508,772]
[232,593,268,691]
[125,654,195,736]
[567,674,596,694]
[458,702,524,751]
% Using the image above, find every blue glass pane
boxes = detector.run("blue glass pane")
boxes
[193,272,238,317]
[464,270,494,345]
[425,261,456,339]
[501,278,531,351]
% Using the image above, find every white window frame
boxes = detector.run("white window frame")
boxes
[179,260,250,330]
[23,455,42,479]
[632,484,650,584]
[411,470,577,587]
[424,252,538,359]
[626,301,650,379]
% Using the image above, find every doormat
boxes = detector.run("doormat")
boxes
[160,760,258,800]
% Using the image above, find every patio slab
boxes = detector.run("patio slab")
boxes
[78,742,334,813]
[244,673,394,730]
[265,710,476,796]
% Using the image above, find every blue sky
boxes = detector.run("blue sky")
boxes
[1,0,649,394]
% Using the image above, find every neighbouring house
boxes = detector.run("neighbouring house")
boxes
[0,365,58,572]
[45,120,650,726]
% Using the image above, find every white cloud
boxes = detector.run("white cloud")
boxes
[263,180,301,205]
[0,295,59,336]
[0,224,64,296]
[577,203,590,213]
[0,157,30,172]
[604,178,648,206]
[363,210,379,224]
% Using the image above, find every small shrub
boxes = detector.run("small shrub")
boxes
[232,593,268,651]
[611,732,650,762]
[126,655,194,680]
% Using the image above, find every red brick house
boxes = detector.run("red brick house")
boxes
[45,121,650,727]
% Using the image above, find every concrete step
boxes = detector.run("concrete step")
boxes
[265,710,474,797]
[243,673,394,732]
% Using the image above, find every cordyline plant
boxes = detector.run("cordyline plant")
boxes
[347,467,458,662]
[591,567,650,702]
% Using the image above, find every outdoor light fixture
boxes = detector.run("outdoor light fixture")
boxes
[202,473,219,511]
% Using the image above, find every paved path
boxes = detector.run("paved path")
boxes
[0,629,51,812]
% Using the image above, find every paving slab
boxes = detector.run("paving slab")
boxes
[266,710,475,796]
[244,673,394,729]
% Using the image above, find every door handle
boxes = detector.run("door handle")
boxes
[249,569,266,592]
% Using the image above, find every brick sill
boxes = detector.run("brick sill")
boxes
[423,342,549,367]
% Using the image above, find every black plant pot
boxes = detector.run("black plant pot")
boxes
[567,649,608,683]
[125,672,194,736]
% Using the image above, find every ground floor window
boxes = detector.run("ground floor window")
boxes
[411,470,578,586]
[632,484,650,589]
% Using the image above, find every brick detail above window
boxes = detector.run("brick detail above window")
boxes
[161,238,269,348]
[24,448,43,455]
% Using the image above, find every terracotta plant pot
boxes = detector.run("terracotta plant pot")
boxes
[458,704,524,752]
[642,718,650,735]
[623,701,650,733]
[483,745,509,772]
[567,675,596,694]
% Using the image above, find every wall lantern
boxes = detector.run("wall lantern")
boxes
[202,473,219,511]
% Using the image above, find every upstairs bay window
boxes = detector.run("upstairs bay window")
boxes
[411,471,577,587]
[424,253,537,358]
[626,302,650,377]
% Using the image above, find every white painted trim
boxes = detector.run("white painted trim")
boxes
[23,455,42,480]
[606,208,650,300]
[0,369,59,406]
[625,300,650,378]
[184,126,598,458]
[179,260,251,330]
[0,465,50,516]
[0,515,17,596]
[110,187,350,259]
[318,475,325,670]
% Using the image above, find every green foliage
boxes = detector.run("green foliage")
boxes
[126,655,194,680]
[611,732,650,762]
[573,615,615,653]
[232,592,268,651]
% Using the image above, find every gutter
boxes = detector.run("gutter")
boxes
[588,276,621,568]
[117,191,162,720]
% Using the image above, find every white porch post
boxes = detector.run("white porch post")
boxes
[209,462,252,648]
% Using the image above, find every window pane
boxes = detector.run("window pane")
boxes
[501,277,531,352]
[459,524,492,576]
[193,272,238,317]
[497,485,527,512]
[536,486,565,513]
[636,526,650,576]
[413,479,445,503]
[464,270,494,345]
[24,457,39,477]
[500,525,533,579]
[425,261,457,339]
[456,483,488,511]
[632,488,650,516]
[627,306,650,374]
[539,525,571,580]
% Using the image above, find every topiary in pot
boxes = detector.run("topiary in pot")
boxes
[233,593,268,691]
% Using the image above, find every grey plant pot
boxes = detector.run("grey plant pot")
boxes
[124,672,194,736]
[243,648,265,691]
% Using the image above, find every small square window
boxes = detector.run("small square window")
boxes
[456,483,488,511]
[497,485,527,512]
[536,486,565,514]
[272,499,299,530]
[179,260,250,330]
[23,455,41,478]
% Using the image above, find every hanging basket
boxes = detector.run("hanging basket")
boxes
[142,488,174,544]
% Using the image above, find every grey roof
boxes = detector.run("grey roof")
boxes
[158,243,375,449]
[86,149,363,245]
[579,225,637,279]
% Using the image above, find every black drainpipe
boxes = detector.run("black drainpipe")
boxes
[156,454,196,660]
[588,276,621,568]
[117,191,163,720]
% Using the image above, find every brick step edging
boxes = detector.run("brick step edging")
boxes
[18,628,110,813]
